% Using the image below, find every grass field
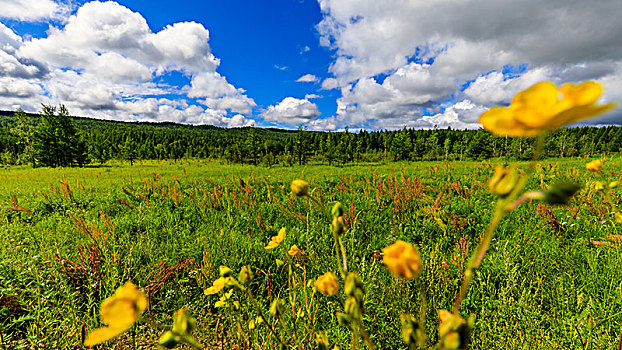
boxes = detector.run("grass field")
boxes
[1,158,621,349]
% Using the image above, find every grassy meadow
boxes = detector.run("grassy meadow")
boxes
[1,158,621,349]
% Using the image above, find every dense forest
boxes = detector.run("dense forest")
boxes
[1,106,621,167]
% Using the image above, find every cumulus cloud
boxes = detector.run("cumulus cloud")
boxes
[262,97,320,126]
[0,1,254,124]
[296,74,319,83]
[318,0,622,129]
[0,0,69,21]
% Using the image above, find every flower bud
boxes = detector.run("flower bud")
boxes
[330,216,346,236]
[269,298,285,317]
[543,181,582,205]
[291,179,309,197]
[219,265,233,278]
[331,202,345,217]
[238,265,253,284]
[172,308,196,335]
[488,166,518,198]
[609,181,618,189]
[158,330,180,349]
[400,313,426,346]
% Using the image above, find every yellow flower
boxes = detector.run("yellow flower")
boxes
[288,244,301,257]
[488,166,518,197]
[382,240,423,280]
[314,272,340,296]
[265,227,286,249]
[479,81,615,137]
[84,281,147,346]
[585,159,603,172]
[291,179,309,197]
[204,276,230,295]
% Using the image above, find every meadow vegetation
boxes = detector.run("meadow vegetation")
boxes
[0,157,621,349]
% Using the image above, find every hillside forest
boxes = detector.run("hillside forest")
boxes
[1,105,621,167]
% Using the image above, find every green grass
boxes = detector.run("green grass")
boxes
[1,158,621,349]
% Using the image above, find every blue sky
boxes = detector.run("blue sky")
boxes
[0,0,621,130]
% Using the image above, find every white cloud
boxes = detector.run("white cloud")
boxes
[305,94,322,99]
[0,0,69,21]
[0,77,42,97]
[0,1,255,125]
[262,97,320,126]
[296,74,319,83]
[317,0,622,129]
[321,77,338,90]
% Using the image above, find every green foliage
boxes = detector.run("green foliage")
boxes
[32,105,88,167]
[0,159,621,348]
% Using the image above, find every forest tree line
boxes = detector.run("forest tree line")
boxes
[1,105,621,167]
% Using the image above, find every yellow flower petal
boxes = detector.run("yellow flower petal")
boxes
[265,227,286,249]
[204,277,229,295]
[84,326,126,347]
[314,272,340,296]
[288,244,301,256]
[84,281,146,346]
[479,80,614,137]
[382,240,423,280]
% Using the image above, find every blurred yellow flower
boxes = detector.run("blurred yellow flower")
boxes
[479,81,614,137]
[265,227,286,249]
[382,240,423,280]
[204,276,230,295]
[288,244,301,256]
[84,281,147,346]
[585,159,603,172]
[291,179,309,197]
[314,272,340,296]
[488,166,518,197]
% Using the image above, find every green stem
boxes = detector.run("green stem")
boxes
[234,281,287,348]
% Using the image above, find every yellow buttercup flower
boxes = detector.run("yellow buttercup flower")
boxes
[585,159,603,172]
[382,240,423,280]
[204,276,230,295]
[288,244,301,257]
[291,179,309,197]
[479,81,614,137]
[265,227,286,249]
[84,281,147,346]
[314,272,340,296]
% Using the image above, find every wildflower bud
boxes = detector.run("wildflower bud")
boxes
[158,330,180,349]
[172,308,196,335]
[437,310,474,350]
[330,216,346,236]
[331,202,345,217]
[344,297,362,320]
[219,265,233,278]
[275,259,284,267]
[609,181,618,189]
[238,265,253,284]
[288,244,301,257]
[585,159,603,172]
[344,272,364,300]
[248,319,255,330]
[382,240,423,280]
[314,272,339,296]
[593,181,605,192]
[400,313,426,347]
[269,298,285,317]
[336,312,352,329]
[291,179,309,197]
[488,166,518,198]
[615,212,622,224]
[542,181,582,205]
[315,331,330,350]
